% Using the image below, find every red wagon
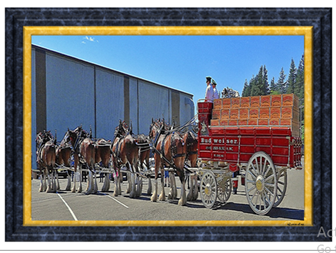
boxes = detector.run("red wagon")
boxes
[197,95,302,215]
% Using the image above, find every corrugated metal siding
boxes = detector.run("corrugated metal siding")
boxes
[31,49,37,170]
[129,77,138,133]
[138,80,169,135]
[45,53,95,137]
[180,93,195,125]
[96,67,124,139]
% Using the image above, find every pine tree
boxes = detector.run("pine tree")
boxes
[296,54,304,100]
[295,54,305,129]
[286,59,297,94]
[251,66,266,96]
[270,77,279,94]
[248,75,256,96]
[242,79,249,97]
[263,65,270,95]
[277,67,287,94]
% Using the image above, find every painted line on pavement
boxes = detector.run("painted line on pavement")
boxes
[57,193,78,221]
[105,194,129,209]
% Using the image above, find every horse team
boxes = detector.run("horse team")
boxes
[35,119,198,206]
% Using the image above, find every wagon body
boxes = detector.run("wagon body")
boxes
[196,94,302,215]
[198,125,302,169]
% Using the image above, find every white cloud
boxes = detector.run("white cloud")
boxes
[84,36,96,42]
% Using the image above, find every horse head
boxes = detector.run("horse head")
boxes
[149,120,159,140]
[66,128,78,148]
[114,120,127,138]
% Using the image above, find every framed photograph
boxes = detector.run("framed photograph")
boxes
[5,8,331,244]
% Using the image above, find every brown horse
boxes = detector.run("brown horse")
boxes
[95,138,112,192]
[111,121,140,198]
[182,130,199,201]
[56,131,73,191]
[66,126,96,194]
[149,119,187,206]
[36,130,57,193]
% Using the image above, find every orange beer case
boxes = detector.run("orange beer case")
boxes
[206,94,300,137]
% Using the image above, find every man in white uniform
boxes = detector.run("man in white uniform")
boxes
[205,76,214,102]
[212,79,219,99]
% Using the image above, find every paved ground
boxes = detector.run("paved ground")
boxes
[31,160,305,222]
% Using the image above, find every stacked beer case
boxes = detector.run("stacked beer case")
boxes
[210,94,300,137]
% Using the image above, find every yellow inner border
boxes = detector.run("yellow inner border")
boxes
[23,26,313,227]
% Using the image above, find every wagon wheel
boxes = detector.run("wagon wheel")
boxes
[245,152,277,215]
[200,170,218,209]
[273,170,287,207]
[217,177,232,205]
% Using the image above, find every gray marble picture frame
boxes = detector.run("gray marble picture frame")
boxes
[5,8,331,241]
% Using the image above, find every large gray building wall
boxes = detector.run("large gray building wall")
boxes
[129,77,139,133]
[138,80,170,135]
[31,48,37,170]
[46,53,95,137]
[95,67,124,139]
[31,45,194,170]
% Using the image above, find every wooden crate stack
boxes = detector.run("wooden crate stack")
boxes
[210,94,300,137]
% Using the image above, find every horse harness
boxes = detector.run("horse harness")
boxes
[150,124,186,173]
[185,132,198,160]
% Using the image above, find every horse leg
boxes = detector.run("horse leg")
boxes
[150,160,159,202]
[86,169,93,194]
[168,171,173,200]
[136,174,143,198]
[134,160,142,198]
[103,172,111,192]
[187,174,193,201]
[85,166,90,192]
[128,162,136,198]
[77,166,83,193]
[93,168,98,194]
[178,175,187,206]
[65,170,71,191]
[72,155,79,193]
[71,170,77,193]
[39,169,45,192]
[126,164,132,194]
[168,172,177,199]
[158,167,166,201]
[101,173,107,192]
[55,170,60,191]
[46,169,53,193]
[113,168,120,196]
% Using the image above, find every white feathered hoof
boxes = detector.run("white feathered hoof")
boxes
[129,190,135,198]
[113,185,119,197]
[178,196,187,206]
[151,192,157,202]
[77,181,82,193]
[65,176,71,191]
[159,192,165,201]
[39,183,44,192]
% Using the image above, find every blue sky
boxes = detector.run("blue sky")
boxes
[32,35,304,104]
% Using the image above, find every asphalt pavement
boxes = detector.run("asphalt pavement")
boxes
[31,161,305,222]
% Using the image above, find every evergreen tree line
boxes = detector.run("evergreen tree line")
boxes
[241,54,305,139]
[241,54,304,101]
